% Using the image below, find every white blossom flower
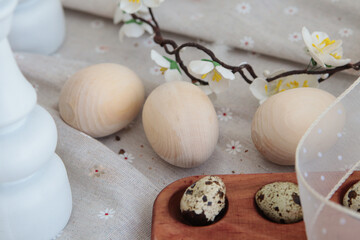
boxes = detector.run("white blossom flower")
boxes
[151,50,182,82]
[217,107,233,121]
[288,32,302,42]
[239,36,254,49]
[250,70,319,104]
[118,15,153,41]
[189,59,235,94]
[89,165,105,177]
[338,28,353,37]
[284,6,298,15]
[114,5,153,41]
[119,152,135,163]
[302,27,351,68]
[236,2,251,14]
[226,140,242,155]
[98,208,115,220]
[119,0,164,14]
[115,4,147,23]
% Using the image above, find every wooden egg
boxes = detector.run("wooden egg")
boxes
[251,88,343,166]
[142,81,219,168]
[59,63,145,138]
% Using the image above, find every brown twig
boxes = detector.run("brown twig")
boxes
[267,61,360,82]
[131,9,360,85]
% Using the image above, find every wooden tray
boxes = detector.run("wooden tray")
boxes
[151,172,306,240]
[152,172,360,239]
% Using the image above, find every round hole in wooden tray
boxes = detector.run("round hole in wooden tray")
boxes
[168,187,229,227]
[252,183,304,225]
[253,197,303,224]
[334,179,360,205]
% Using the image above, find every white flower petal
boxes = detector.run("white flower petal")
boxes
[249,78,268,103]
[216,66,235,80]
[123,14,133,21]
[311,31,329,44]
[143,22,153,34]
[323,40,342,53]
[189,60,214,75]
[302,27,313,46]
[324,56,351,67]
[121,23,145,38]
[310,51,326,67]
[114,7,125,24]
[151,50,170,68]
[120,0,142,14]
[143,0,164,8]
[303,27,349,67]
[209,77,230,94]
[279,74,319,91]
[164,69,182,82]
[138,4,150,13]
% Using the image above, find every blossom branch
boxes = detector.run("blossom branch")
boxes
[267,61,360,83]
[131,8,359,85]
[131,10,257,85]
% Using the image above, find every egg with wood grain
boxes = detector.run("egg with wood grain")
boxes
[251,87,345,165]
[59,63,145,138]
[142,81,219,168]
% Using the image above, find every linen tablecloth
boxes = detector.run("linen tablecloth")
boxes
[15,0,359,239]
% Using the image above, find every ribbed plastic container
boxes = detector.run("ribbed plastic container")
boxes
[296,77,360,240]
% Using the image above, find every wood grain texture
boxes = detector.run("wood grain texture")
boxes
[152,173,306,240]
[59,63,145,138]
[142,81,219,168]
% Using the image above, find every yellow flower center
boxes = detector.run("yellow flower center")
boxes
[303,80,309,87]
[264,84,268,93]
[201,70,222,82]
[330,53,342,59]
[275,79,283,92]
[128,0,140,2]
[160,67,167,75]
[212,70,222,82]
[312,35,337,53]
[285,80,301,89]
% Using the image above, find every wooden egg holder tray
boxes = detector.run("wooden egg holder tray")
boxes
[152,171,360,240]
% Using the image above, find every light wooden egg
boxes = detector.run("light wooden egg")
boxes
[59,63,145,138]
[251,87,344,166]
[142,81,219,168]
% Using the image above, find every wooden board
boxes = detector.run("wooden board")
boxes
[151,172,306,240]
[152,171,360,240]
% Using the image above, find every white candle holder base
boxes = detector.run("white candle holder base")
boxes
[0,1,72,239]
[8,0,66,55]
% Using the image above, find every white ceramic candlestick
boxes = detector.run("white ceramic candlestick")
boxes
[8,0,65,54]
[0,1,72,239]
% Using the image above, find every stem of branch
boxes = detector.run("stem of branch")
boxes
[130,8,360,86]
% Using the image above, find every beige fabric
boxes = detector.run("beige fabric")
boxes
[15,1,359,239]
[61,0,360,67]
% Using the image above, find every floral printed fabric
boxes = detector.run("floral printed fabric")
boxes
[19,1,359,239]
[62,0,359,68]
